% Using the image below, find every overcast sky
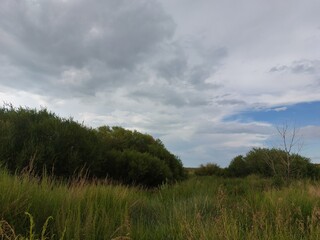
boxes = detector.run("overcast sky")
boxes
[0,0,319,167]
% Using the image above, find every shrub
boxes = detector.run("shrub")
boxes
[0,106,100,177]
[195,163,222,176]
[96,126,186,183]
[0,105,185,187]
[116,150,172,187]
[227,147,320,180]
[227,155,249,177]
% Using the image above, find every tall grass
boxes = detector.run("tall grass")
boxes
[1,169,320,239]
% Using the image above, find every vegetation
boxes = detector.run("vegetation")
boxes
[0,105,185,187]
[196,148,320,180]
[2,169,320,239]
[194,163,223,176]
[2,104,320,239]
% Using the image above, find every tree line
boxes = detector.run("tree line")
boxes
[0,105,186,187]
[195,147,320,180]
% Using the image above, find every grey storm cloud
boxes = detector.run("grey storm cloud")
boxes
[129,85,211,108]
[154,38,227,89]
[0,0,227,101]
[184,47,228,90]
[0,0,175,96]
[0,0,174,68]
[156,56,188,81]
[270,60,320,75]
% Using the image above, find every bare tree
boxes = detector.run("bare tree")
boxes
[263,148,278,176]
[276,122,303,179]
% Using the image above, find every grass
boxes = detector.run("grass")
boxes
[1,169,320,239]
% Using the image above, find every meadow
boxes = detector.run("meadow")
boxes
[2,169,320,240]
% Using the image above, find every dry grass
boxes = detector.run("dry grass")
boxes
[2,169,320,239]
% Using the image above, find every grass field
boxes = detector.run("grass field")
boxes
[1,169,320,239]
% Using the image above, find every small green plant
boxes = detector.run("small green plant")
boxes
[0,213,55,240]
[25,212,55,240]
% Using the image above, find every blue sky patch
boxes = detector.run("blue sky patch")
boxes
[225,101,320,126]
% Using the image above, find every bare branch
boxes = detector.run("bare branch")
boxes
[275,122,303,180]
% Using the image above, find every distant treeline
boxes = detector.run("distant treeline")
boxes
[195,148,320,180]
[0,105,186,187]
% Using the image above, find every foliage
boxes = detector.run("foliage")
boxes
[95,126,186,184]
[196,148,319,180]
[0,105,185,187]
[227,155,249,177]
[112,150,172,187]
[194,163,223,176]
[227,147,320,179]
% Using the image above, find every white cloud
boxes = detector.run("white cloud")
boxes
[273,107,287,112]
[300,126,320,139]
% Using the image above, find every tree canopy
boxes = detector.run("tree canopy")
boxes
[0,105,186,187]
[195,147,320,180]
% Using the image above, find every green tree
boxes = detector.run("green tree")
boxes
[0,105,185,187]
[244,148,273,177]
[227,147,319,180]
[227,155,249,177]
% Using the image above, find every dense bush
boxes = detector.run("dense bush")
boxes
[0,106,100,176]
[115,150,172,187]
[0,105,185,187]
[227,155,249,177]
[194,163,223,176]
[227,147,320,179]
[196,148,320,180]
[95,126,186,183]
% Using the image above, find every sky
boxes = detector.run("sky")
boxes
[0,0,319,167]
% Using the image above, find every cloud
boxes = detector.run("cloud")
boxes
[270,60,320,74]
[269,66,288,73]
[216,99,247,106]
[128,83,212,108]
[153,41,227,92]
[1,0,320,167]
[0,0,228,101]
[273,107,287,112]
[0,0,175,96]
[60,67,92,86]
[300,125,320,139]
[163,121,272,167]
[195,120,272,134]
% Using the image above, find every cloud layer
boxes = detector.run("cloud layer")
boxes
[1,0,320,166]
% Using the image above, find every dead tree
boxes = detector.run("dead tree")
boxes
[276,123,303,180]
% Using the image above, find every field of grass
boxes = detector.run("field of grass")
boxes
[2,169,320,239]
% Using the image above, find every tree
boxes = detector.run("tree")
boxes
[0,105,186,187]
[195,163,222,176]
[275,123,303,180]
[227,155,249,177]
[244,148,273,177]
